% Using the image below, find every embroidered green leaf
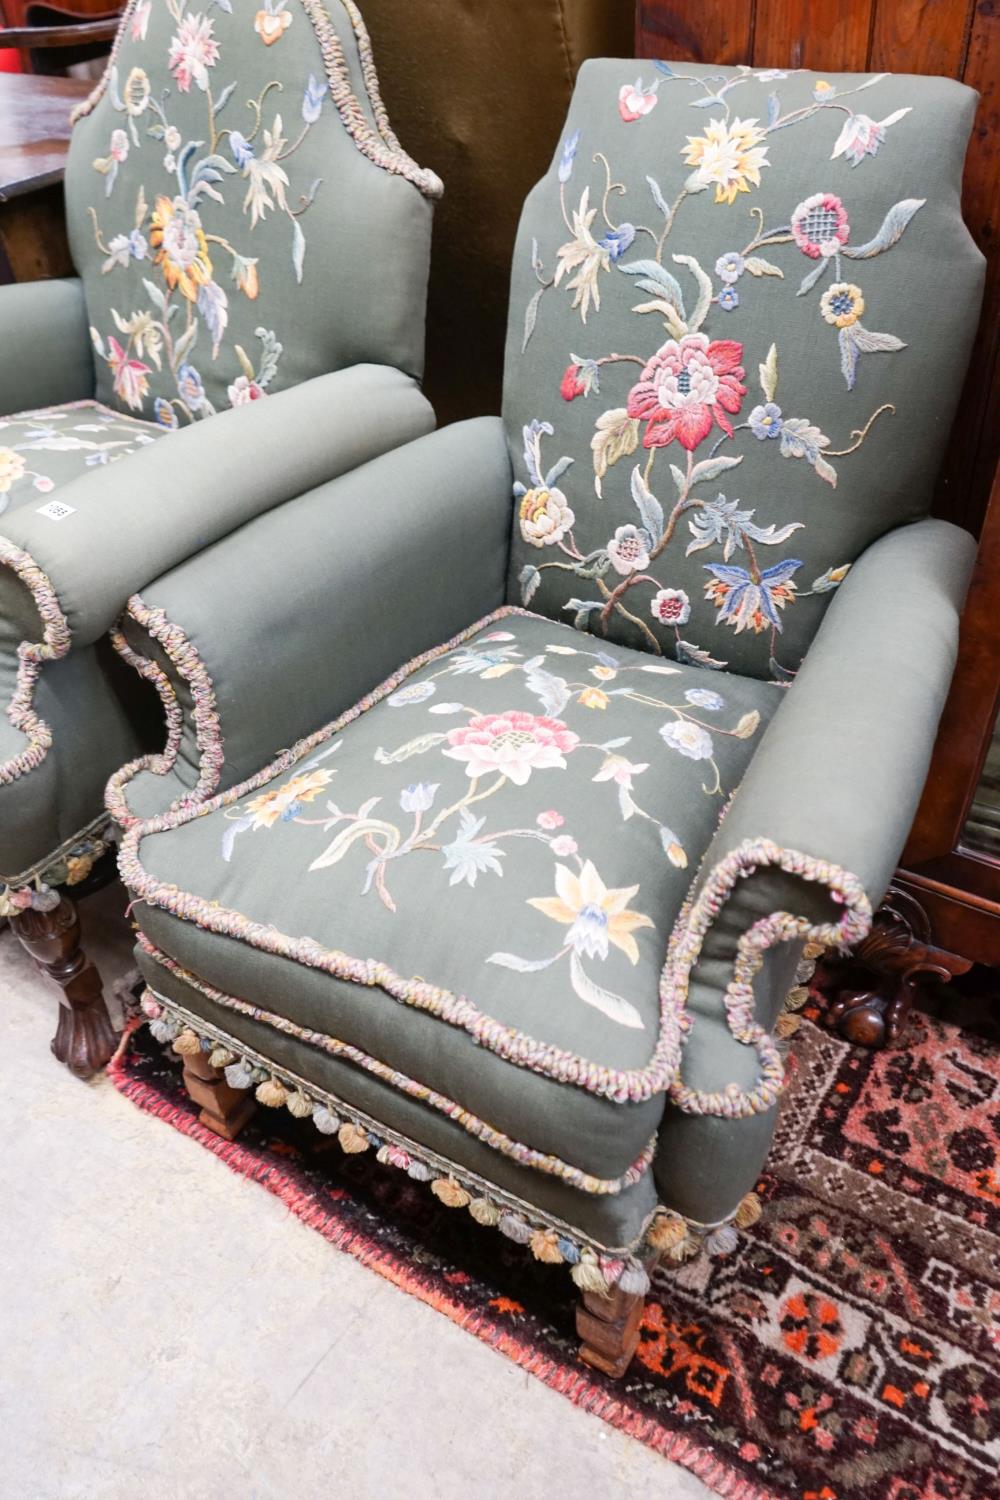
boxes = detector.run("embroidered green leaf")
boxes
[618,259,686,317]
[672,253,712,331]
[630,464,664,540]
[134,185,147,231]
[564,599,606,631]
[630,299,686,338]
[844,198,924,259]
[569,951,645,1030]
[524,667,570,718]
[797,258,829,297]
[852,327,906,354]
[214,80,237,115]
[733,710,761,740]
[291,218,306,283]
[309,815,399,874]
[254,327,283,389]
[142,277,167,316]
[744,257,783,278]
[675,639,727,671]
[768,656,795,683]
[646,174,671,220]
[374,733,446,765]
[670,463,686,495]
[813,454,838,488]
[519,564,541,605]
[591,408,639,496]
[234,343,255,381]
[522,285,545,352]
[487,951,560,974]
[173,319,198,366]
[690,454,743,485]
[759,343,778,402]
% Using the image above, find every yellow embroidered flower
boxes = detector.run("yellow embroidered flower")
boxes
[529,860,654,965]
[150,195,213,302]
[0,447,26,494]
[819,282,865,329]
[123,66,150,115]
[577,686,609,710]
[590,665,617,682]
[682,118,769,205]
[245,769,333,829]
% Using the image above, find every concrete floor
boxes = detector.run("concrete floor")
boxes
[0,881,714,1500]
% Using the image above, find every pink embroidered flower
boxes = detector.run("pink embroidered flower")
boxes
[550,834,578,856]
[627,333,746,451]
[790,193,850,259]
[650,587,691,626]
[618,80,658,122]
[168,12,219,92]
[444,712,579,785]
[831,108,911,166]
[228,375,265,406]
[109,128,129,163]
[107,337,151,411]
[536,810,564,830]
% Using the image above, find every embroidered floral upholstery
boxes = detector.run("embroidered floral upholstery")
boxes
[65,0,439,423]
[504,62,983,680]
[0,401,165,520]
[126,611,779,1199]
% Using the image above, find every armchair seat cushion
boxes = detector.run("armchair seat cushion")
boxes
[0,400,165,519]
[128,609,780,1237]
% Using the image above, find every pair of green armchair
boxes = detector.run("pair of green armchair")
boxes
[0,3,984,1377]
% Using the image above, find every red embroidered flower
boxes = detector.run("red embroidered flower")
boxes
[790,192,850,259]
[560,364,586,401]
[627,333,746,451]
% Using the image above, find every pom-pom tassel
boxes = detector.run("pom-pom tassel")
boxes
[469,1198,500,1227]
[224,1061,254,1091]
[498,1212,531,1244]
[149,1017,180,1044]
[255,1077,289,1108]
[734,1190,762,1229]
[774,1011,801,1039]
[529,1228,564,1264]
[646,1213,689,1254]
[784,984,810,1012]
[706,1223,739,1256]
[286,1091,315,1119]
[431,1178,470,1209]
[406,1161,432,1182]
[338,1122,369,1154]
[312,1106,340,1135]
[570,1250,610,1295]
[208,1046,237,1069]
[618,1262,651,1296]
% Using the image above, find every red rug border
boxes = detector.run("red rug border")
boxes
[108,1019,786,1500]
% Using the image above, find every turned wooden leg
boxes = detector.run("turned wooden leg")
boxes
[814,884,973,1049]
[10,893,118,1078]
[577,1258,657,1378]
[181,1045,255,1140]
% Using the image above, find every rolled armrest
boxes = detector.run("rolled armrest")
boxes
[108,418,513,824]
[0,364,434,646]
[0,279,94,414]
[653,517,976,1221]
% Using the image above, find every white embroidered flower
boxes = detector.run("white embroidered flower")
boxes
[528,860,654,964]
[660,720,714,760]
[607,523,652,576]
[168,12,219,92]
[518,485,575,548]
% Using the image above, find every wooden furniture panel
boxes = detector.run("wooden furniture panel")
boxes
[751,0,875,71]
[634,0,752,64]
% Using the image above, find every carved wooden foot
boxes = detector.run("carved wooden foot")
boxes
[10,893,118,1078]
[181,1046,255,1140]
[577,1258,657,1378]
[814,884,973,1049]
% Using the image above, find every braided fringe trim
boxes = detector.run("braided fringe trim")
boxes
[116,607,871,1113]
[1,818,112,913]
[71,0,441,198]
[137,934,656,1195]
[142,990,763,1297]
[0,537,72,785]
[106,593,222,827]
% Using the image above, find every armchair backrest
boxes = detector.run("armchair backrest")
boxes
[503,61,984,680]
[65,0,440,424]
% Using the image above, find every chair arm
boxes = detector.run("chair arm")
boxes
[0,364,434,647]
[652,517,976,1223]
[0,279,94,414]
[0,20,119,46]
[107,418,513,824]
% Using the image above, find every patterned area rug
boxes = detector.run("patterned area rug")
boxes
[110,1010,1000,1500]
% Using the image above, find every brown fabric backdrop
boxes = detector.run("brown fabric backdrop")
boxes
[361,0,633,423]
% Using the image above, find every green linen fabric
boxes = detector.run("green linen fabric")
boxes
[118,419,513,821]
[502,62,984,681]
[137,942,659,1249]
[65,0,438,423]
[130,610,780,1186]
[652,515,975,1221]
[0,280,95,416]
[0,401,164,521]
[0,640,149,882]
[0,366,434,648]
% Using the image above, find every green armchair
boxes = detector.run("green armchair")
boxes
[114,61,982,1376]
[0,0,440,1074]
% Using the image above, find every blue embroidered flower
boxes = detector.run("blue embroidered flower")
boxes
[718,285,740,312]
[748,402,783,439]
[447,647,521,676]
[704,559,803,634]
[302,73,326,125]
[599,223,636,261]
[229,131,255,168]
[128,229,148,260]
[399,782,439,813]
[177,363,207,411]
[558,129,581,184]
[442,809,504,887]
[154,398,179,429]
[715,251,745,283]
[684,688,724,710]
